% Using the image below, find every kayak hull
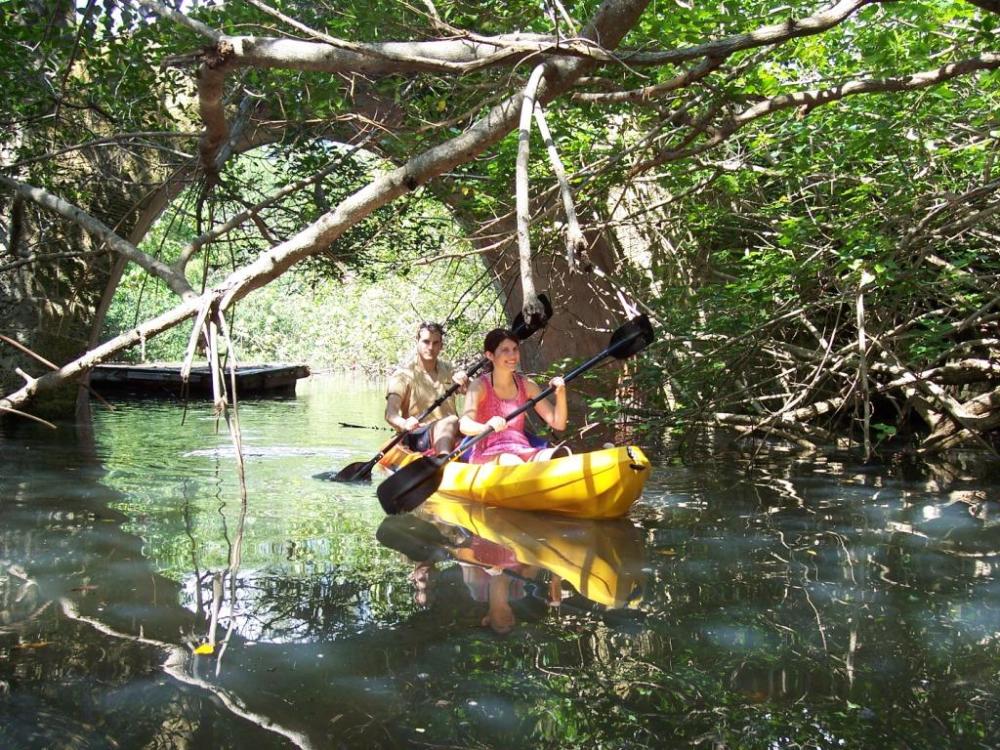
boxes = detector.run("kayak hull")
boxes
[380,444,651,519]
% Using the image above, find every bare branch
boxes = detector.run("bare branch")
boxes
[735,54,1000,124]
[1,132,197,170]
[516,66,547,321]
[533,102,590,271]
[633,52,1000,174]
[622,0,875,66]
[573,55,723,104]
[197,60,229,178]
[0,175,195,298]
[0,249,108,274]
[133,0,221,42]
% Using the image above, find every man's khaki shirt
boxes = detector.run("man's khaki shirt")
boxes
[386,358,458,423]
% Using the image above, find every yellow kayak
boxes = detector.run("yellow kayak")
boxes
[418,495,646,608]
[379,443,651,519]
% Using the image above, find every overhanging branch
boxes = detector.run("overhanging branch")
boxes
[632,51,1000,175]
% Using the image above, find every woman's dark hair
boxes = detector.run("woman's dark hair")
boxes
[483,328,518,354]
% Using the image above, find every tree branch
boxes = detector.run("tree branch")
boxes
[622,0,876,66]
[632,51,1000,174]
[134,0,221,42]
[515,66,547,322]
[0,175,195,299]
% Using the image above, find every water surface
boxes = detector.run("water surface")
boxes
[1,375,998,748]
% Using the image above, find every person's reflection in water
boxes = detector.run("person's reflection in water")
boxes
[442,530,558,635]
[409,560,436,608]
[380,515,556,633]
[452,536,524,634]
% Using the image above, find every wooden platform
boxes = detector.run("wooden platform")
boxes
[89,363,310,398]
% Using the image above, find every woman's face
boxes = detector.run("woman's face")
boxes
[487,338,520,371]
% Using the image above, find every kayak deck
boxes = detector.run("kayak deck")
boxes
[380,443,651,519]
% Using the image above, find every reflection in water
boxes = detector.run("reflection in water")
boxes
[421,495,646,609]
[2,379,1000,748]
[376,497,646,635]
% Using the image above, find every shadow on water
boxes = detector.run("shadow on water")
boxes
[2,375,1000,748]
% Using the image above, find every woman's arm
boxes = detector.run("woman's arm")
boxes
[528,376,567,430]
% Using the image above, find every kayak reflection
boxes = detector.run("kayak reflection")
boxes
[376,494,646,634]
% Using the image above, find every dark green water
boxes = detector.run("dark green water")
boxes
[1,376,998,749]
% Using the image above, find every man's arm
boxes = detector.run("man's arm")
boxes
[386,369,421,432]
[385,393,420,432]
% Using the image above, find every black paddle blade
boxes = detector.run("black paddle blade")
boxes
[608,314,655,359]
[320,460,375,483]
[511,292,553,340]
[377,456,446,514]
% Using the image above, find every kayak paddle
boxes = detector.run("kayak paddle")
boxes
[376,313,655,513]
[316,293,553,483]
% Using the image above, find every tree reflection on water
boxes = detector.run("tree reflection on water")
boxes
[2,395,999,748]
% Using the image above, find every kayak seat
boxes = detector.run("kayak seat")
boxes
[548,444,572,459]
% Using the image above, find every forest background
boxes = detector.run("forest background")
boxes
[1,0,999,462]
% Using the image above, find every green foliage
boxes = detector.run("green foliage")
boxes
[6,0,1000,448]
[605,2,1000,445]
[103,148,503,372]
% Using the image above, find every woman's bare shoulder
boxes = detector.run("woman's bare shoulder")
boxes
[522,375,542,395]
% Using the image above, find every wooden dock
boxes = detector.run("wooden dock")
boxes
[89,363,311,398]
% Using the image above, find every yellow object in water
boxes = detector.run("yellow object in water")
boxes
[418,495,646,608]
[380,444,651,519]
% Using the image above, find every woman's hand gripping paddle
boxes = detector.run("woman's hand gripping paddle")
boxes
[315,294,554,483]
[376,313,655,514]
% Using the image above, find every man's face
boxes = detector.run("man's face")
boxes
[416,328,443,364]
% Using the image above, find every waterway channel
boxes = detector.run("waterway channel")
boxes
[1,375,998,748]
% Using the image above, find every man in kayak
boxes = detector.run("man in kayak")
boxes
[385,321,469,456]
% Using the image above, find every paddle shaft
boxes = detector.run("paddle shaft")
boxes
[339,422,392,431]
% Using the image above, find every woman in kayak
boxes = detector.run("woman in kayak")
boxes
[460,327,569,465]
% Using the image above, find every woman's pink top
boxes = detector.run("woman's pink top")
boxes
[466,373,538,464]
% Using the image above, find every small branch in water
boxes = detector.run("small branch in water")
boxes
[0,334,113,412]
[58,598,317,749]
[0,404,56,429]
[339,421,392,431]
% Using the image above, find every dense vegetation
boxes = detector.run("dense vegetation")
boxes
[103,150,501,373]
[1,0,998,459]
